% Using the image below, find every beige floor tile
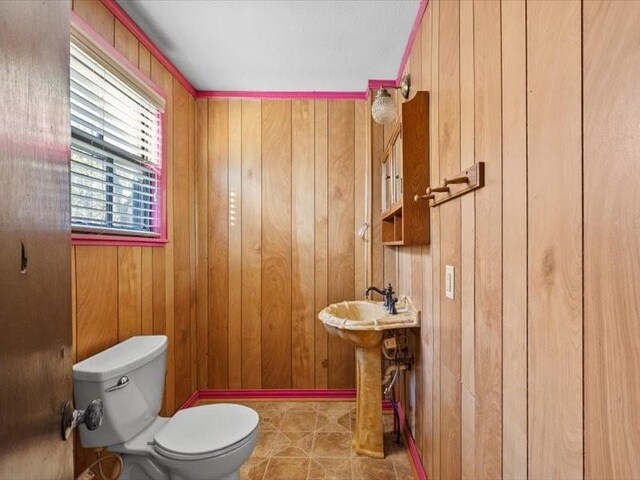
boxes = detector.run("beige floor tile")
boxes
[272,431,315,457]
[240,457,269,480]
[281,410,318,431]
[317,401,354,413]
[351,457,397,480]
[283,401,319,411]
[259,410,285,431]
[392,455,416,480]
[316,410,352,433]
[262,457,311,480]
[251,401,292,412]
[308,457,353,480]
[253,430,279,458]
[313,432,353,458]
[197,399,415,480]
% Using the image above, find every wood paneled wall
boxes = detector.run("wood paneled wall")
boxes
[195,98,368,390]
[378,1,640,478]
[69,0,640,477]
[70,0,197,473]
[70,4,368,473]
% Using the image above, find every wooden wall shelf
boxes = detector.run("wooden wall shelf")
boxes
[380,91,430,246]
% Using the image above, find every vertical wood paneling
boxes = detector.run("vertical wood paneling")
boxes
[141,249,153,335]
[194,99,362,392]
[71,248,77,361]
[314,100,329,389]
[71,0,193,434]
[72,0,114,44]
[370,115,384,291]
[459,0,476,477]
[241,99,262,389]
[138,45,151,77]
[584,3,640,478]
[354,101,367,301]
[208,99,229,389]
[438,2,462,478]
[327,101,356,389]
[150,55,167,359]
[292,100,315,388]
[195,99,209,388]
[172,82,192,407]
[429,1,441,476]
[76,247,118,360]
[406,17,423,440]
[188,97,197,393]
[261,100,293,388]
[473,1,503,477]
[117,246,142,341]
[161,66,176,414]
[227,100,243,389]
[148,56,171,414]
[74,4,367,449]
[418,6,434,468]
[527,1,583,478]
[114,20,138,65]
[501,1,527,478]
[152,243,167,340]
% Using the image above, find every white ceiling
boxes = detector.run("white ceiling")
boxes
[116,0,421,92]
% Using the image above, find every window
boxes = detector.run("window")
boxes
[70,37,163,238]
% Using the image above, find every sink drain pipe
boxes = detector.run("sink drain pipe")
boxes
[383,364,407,445]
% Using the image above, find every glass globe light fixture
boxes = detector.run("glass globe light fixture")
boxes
[371,88,397,125]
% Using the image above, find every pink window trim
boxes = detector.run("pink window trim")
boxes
[71,233,168,247]
[100,0,198,97]
[70,15,168,247]
[70,11,165,101]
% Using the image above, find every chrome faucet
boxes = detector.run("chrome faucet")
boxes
[365,283,398,315]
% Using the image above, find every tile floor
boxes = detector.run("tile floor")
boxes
[199,399,416,480]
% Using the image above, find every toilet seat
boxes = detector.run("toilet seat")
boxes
[153,404,259,461]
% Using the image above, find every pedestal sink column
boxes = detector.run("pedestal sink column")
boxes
[322,326,385,458]
[352,344,384,458]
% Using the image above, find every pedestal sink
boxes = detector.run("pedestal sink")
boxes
[319,296,419,458]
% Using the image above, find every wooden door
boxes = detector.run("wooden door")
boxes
[0,1,73,478]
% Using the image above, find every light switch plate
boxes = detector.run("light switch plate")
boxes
[445,265,455,300]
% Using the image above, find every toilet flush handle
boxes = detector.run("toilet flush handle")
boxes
[105,375,130,392]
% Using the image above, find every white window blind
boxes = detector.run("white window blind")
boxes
[70,40,163,237]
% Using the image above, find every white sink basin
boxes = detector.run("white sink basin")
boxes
[318,295,419,331]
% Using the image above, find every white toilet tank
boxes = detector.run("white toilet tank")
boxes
[73,335,167,448]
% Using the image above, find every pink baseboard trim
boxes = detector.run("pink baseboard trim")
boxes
[100,0,197,97]
[196,90,367,100]
[189,389,357,405]
[179,390,201,410]
[179,389,427,480]
[396,402,429,480]
[396,0,430,85]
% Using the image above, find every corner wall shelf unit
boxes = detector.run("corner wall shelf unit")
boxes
[380,91,429,246]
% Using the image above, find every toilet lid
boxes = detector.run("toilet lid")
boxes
[154,404,259,457]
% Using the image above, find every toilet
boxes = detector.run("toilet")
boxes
[73,335,258,480]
